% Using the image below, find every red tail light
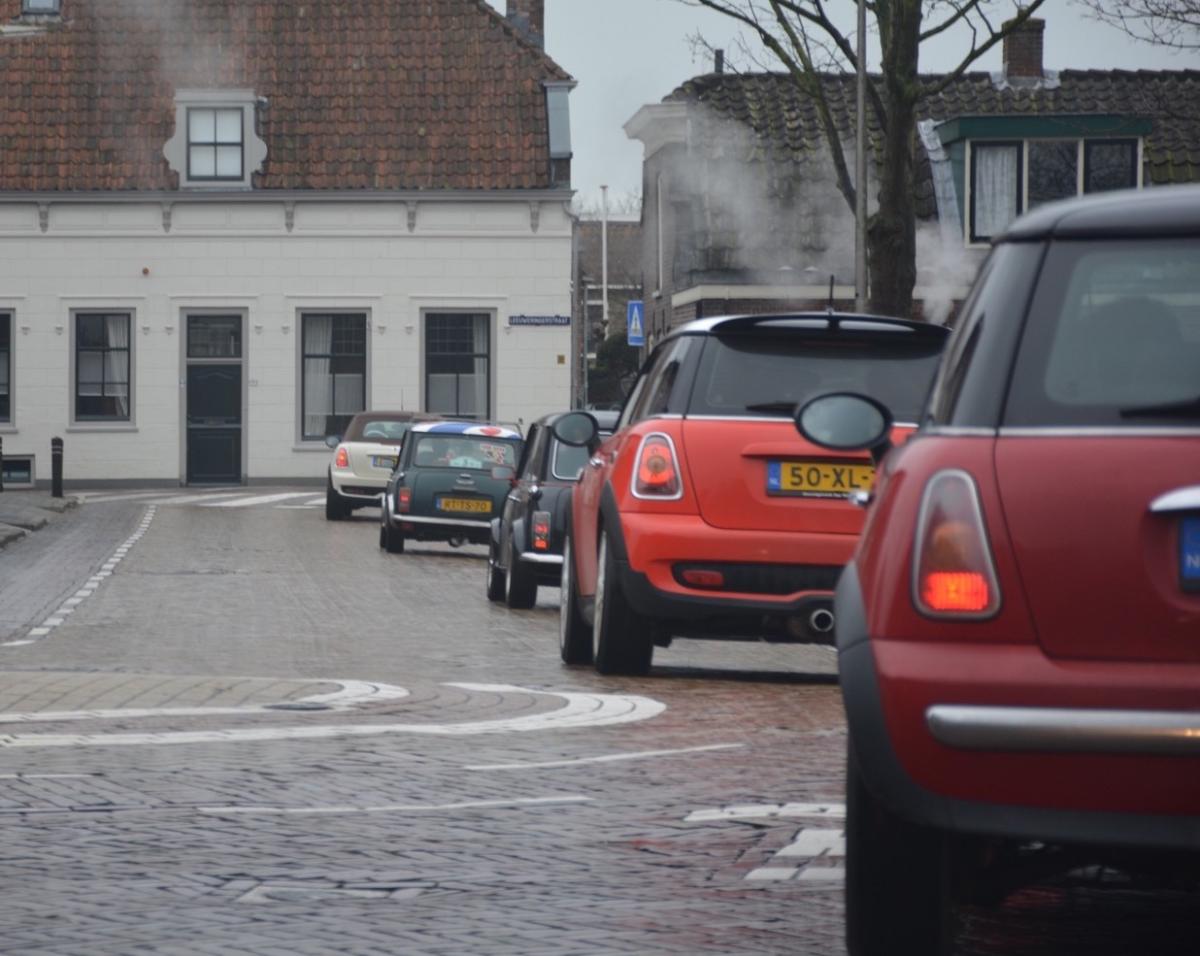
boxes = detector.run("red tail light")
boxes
[335,447,349,469]
[632,433,682,499]
[532,511,551,551]
[397,487,412,513]
[913,470,1001,617]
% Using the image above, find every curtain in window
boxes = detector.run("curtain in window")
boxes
[303,315,334,439]
[106,315,130,418]
[469,314,489,419]
[974,145,1020,240]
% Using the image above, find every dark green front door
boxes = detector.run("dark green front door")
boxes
[185,315,244,485]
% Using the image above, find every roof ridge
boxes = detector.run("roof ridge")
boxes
[465,0,573,82]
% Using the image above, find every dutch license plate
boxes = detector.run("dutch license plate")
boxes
[372,456,397,469]
[1181,516,1200,592]
[438,497,491,514]
[767,460,874,499]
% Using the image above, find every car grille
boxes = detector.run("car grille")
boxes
[672,562,841,595]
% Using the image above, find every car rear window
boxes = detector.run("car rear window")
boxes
[348,419,412,442]
[412,435,519,470]
[688,331,945,423]
[1005,239,1200,427]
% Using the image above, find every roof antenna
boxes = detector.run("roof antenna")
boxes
[827,274,835,315]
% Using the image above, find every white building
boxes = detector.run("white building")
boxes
[0,0,574,487]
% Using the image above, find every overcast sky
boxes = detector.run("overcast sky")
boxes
[486,1,1199,210]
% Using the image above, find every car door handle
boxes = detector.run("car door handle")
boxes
[1150,485,1200,513]
[588,456,607,469]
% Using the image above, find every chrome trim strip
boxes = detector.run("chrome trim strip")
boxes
[927,704,1200,756]
[396,514,490,529]
[685,414,921,428]
[921,426,997,437]
[519,552,564,566]
[1150,486,1200,513]
[999,427,1200,437]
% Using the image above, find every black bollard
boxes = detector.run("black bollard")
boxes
[51,437,63,499]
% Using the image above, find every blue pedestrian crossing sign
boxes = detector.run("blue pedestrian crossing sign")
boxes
[626,300,645,347]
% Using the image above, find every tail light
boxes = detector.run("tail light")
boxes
[335,446,349,469]
[532,511,551,551]
[632,433,683,499]
[396,487,412,513]
[913,470,1001,618]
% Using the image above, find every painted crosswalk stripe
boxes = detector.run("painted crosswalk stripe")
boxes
[747,827,845,883]
[80,491,172,504]
[202,492,315,508]
[152,492,247,505]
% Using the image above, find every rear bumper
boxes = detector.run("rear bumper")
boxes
[330,469,387,501]
[383,497,491,540]
[837,563,1200,851]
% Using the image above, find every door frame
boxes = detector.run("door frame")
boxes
[178,308,249,485]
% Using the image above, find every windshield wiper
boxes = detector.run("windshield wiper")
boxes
[743,401,798,415]
[1118,396,1200,419]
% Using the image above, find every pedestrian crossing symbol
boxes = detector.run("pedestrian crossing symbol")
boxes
[626,300,645,347]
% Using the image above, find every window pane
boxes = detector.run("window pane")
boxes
[1086,141,1137,193]
[215,145,242,178]
[24,0,61,13]
[332,316,366,355]
[0,314,10,350]
[76,314,107,347]
[189,108,215,143]
[303,357,333,439]
[215,109,242,144]
[972,144,1021,241]
[190,146,216,178]
[78,351,104,382]
[0,362,8,388]
[333,374,364,415]
[427,374,456,413]
[303,314,335,354]
[1028,140,1078,208]
[188,316,242,358]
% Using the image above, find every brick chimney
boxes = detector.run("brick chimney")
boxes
[1002,16,1045,80]
[506,0,545,49]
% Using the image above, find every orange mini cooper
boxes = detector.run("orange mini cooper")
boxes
[557,313,949,675]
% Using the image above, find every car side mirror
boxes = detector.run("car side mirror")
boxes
[795,392,894,465]
[551,411,601,452]
[491,465,517,483]
[324,435,340,449]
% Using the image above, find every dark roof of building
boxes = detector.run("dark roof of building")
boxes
[667,70,1200,218]
[0,0,572,192]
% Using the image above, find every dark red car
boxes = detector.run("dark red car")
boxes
[796,184,1200,954]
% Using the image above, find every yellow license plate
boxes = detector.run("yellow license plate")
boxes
[438,497,492,514]
[767,460,874,498]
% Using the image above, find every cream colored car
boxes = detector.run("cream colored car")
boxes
[325,411,443,520]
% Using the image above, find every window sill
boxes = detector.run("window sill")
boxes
[0,425,16,434]
[293,443,333,453]
[66,424,138,433]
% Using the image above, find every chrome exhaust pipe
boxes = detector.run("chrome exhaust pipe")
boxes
[808,607,835,635]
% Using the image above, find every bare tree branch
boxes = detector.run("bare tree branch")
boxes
[920,0,1047,99]
[1073,0,1200,49]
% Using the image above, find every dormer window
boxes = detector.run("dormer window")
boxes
[163,90,268,190]
[188,108,244,181]
[22,0,61,13]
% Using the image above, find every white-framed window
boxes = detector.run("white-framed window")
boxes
[187,107,244,182]
[74,312,132,422]
[424,312,491,420]
[300,313,367,441]
[164,90,266,190]
[0,312,10,423]
[22,0,61,13]
[968,137,1140,244]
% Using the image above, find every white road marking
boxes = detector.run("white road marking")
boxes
[0,679,409,725]
[151,492,246,505]
[78,492,172,503]
[198,796,592,816]
[685,802,845,823]
[465,742,742,771]
[0,773,94,779]
[0,685,665,748]
[774,828,845,857]
[746,867,799,881]
[202,492,315,508]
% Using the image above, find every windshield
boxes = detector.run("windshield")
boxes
[347,419,413,442]
[411,435,519,470]
[1006,240,1200,426]
[689,332,946,423]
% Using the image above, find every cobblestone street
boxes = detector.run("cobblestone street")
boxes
[0,494,1195,955]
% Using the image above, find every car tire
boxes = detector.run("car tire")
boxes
[845,738,952,956]
[559,536,592,665]
[380,512,405,554]
[325,474,351,521]
[504,537,538,609]
[486,538,507,602]
[592,528,652,676]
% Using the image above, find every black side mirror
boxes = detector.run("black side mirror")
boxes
[551,411,600,452]
[795,392,894,465]
[324,435,340,449]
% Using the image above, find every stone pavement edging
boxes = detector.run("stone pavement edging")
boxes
[0,491,81,549]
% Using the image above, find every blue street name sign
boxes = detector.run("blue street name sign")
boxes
[626,300,645,347]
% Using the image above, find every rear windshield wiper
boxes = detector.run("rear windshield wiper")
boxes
[1118,396,1200,419]
[743,401,799,415]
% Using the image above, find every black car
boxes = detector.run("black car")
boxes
[379,421,524,553]
[486,410,618,608]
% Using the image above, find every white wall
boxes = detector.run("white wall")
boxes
[0,197,573,484]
